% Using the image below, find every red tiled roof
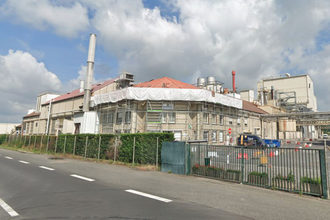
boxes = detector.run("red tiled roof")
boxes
[44,78,118,105]
[134,77,198,89]
[23,111,40,119]
[242,100,268,114]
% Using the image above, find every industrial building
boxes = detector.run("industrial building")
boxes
[257,74,317,112]
[22,72,274,145]
[21,33,328,143]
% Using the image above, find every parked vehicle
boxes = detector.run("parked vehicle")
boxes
[237,134,266,148]
[264,139,281,148]
[323,134,328,139]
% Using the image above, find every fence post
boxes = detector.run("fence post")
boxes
[63,135,67,154]
[114,137,117,162]
[156,137,159,168]
[97,135,101,160]
[84,136,88,158]
[132,136,136,166]
[39,135,43,153]
[33,135,37,150]
[46,135,49,153]
[73,136,77,155]
[24,135,26,146]
[240,145,244,184]
[319,149,328,199]
[28,135,31,146]
[55,136,58,153]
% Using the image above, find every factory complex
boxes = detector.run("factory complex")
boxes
[20,34,329,145]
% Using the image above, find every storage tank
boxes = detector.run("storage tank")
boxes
[207,76,216,85]
[197,77,206,87]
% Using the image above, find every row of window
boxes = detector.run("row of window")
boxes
[203,130,226,142]
[101,111,131,124]
[203,113,248,126]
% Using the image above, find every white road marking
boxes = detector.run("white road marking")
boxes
[70,174,95,182]
[5,156,13,160]
[0,198,19,217]
[39,166,55,171]
[125,189,172,203]
[19,160,30,164]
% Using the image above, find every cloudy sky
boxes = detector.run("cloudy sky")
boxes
[0,0,330,123]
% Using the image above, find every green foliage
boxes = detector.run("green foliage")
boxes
[249,171,268,177]
[57,134,116,158]
[226,169,241,174]
[274,172,295,182]
[300,176,321,184]
[119,133,174,164]
[3,132,173,165]
[0,134,7,145]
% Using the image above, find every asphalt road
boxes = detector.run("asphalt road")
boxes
[0,149,249,220]
[1,148,330,220]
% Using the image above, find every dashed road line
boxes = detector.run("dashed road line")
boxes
[0,198,19,217]
[70,174,95,182]
[125,189,172,203]
[19,160,30,164]
[5,156,13,160]
[39,166,55,171]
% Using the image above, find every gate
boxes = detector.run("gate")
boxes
[161,142,190,175]
[190,143,328,198]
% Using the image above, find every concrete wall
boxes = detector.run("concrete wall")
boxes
[0,123,20,134]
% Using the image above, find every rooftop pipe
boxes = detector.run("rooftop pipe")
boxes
[232,70,236,93]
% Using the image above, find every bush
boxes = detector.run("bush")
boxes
[249,171,268,177]
[119,133,174,164]
[300,177,321,185]
[274,172,295,182]
[0,134,7,145]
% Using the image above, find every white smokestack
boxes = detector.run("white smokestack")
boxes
[83,33,96,112]
[80,80,84,93]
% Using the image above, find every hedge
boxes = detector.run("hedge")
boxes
[119,133,174,164]
[1,132,174,165]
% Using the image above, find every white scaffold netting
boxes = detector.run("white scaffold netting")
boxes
[92,87,242,109]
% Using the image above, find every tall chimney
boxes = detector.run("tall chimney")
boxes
[232,70,236,93]
[83,33,96,112]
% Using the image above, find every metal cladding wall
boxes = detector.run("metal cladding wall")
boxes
[161,142,190,175]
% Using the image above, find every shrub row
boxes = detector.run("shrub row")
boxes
[2,133,174,165]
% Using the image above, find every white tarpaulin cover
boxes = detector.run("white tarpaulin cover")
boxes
[92,87,242,109]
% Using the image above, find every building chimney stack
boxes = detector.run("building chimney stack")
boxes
[232,70,236,93]
[83,33,96,112]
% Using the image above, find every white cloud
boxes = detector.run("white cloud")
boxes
[2,0,330,111]
[0,50,61,122]
[1,0,89,37]
[83,0,330,110]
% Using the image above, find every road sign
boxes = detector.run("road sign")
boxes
[228,128,232,134]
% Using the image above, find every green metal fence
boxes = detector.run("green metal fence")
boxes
[190,144,328,198]
[161,142,190,175]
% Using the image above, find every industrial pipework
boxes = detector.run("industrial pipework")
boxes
[83,33,96,112]
[232,70,236,93]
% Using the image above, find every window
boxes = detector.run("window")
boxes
[116,112,123,124]
[168,112,176,123]
[228,117,233,125]
[212,114,216,124]
[237,118,241,125]
[35,122,38,127]
[244,118,248,126]
[219,115,224,125]
[219,131,224,142]
[162,103,174,110]
[203,131,209,141]
[108,112,114,123]
[203,113,209,124]
[212,131,217,142]
[161,112,176,123]
[125,111,131,124]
